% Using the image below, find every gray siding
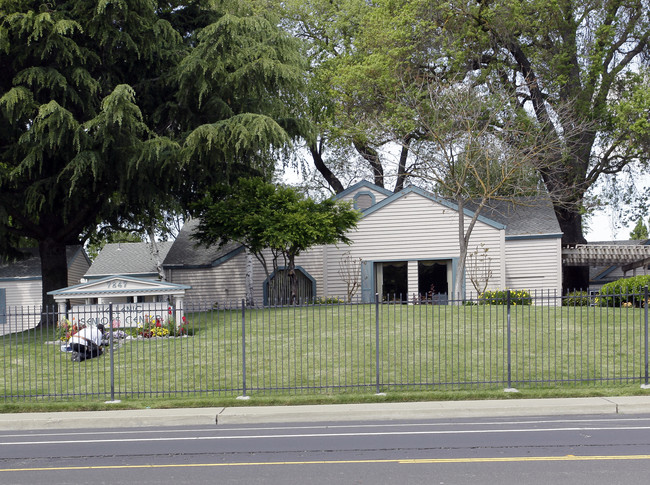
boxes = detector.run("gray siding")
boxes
[0,280,41,335]
[322,193,504,299]
[505,237,562,295]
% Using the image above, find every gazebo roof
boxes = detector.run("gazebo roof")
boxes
[48,275,190,302]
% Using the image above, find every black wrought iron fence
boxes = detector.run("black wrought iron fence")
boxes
[1,288,649,402]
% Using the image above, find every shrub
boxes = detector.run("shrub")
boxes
[478,289,532,305]
[313,296,345,304]
[563,291,592,307]
[598,275,650,307]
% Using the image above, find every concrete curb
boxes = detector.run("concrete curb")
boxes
[0,407,223,430]
[2,397,650,431]
[215,397,622,424]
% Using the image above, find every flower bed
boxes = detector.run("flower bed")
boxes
[130,308,188,338]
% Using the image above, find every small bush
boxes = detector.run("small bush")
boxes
[478,289,532,305]
[312,296,345,305]
[563,291,592,307]
[598,275,650,307]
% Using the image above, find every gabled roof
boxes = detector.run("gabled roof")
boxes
[362,185,507,231]
[164,182,563,267]
[0,246,88,280]
[86,242,174,278]
[334,179,394,200]
[48,275,190,300]
[163,218,244,268]
[344,181,560,236]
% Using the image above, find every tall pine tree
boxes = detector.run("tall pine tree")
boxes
[0,0,307,319]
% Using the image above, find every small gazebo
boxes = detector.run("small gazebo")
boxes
[48,275,191,328]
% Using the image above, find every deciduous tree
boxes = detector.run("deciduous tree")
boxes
[193,177,360,304]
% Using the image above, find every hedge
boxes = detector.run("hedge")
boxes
[598,274,650,307]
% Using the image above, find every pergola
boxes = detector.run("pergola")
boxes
[562,244,650,274]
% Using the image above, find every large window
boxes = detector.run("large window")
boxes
[377,261,408,302]
[418,261,448,304]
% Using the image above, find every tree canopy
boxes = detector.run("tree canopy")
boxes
[0,0,307,313]
[192,177,360,304]
[283,0,650,290]
[630,217,649,240]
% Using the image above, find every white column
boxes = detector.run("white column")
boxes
[57,301,67,324]
[173,295,184,327]
[408,260,419,304]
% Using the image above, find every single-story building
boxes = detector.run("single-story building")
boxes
[163,181,565,306]
[0,246,90,332]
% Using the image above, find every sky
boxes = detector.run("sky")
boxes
[585,209,635,242]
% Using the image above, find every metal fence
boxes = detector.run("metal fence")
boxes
[1,288,649,402]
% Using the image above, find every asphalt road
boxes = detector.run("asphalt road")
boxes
[2,414,650,484]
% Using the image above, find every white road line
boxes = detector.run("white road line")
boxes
[3,416,650,439]
[3,425,650,446]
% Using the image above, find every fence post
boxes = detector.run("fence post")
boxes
[375,293,383,395]
[641,285,650,389]
[240,299,248,399]
[109,303,115,402]
[505,290,518,392]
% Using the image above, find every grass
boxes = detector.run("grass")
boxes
[2,302,649,412]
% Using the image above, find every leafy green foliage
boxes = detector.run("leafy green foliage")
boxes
[283,0,650,292]
[562,291,592,307]
[598,276,650,307]
[193,177,360,302]
[630,218,649,240]
[478,289,532,306]
[194,177,360,258]
[0,0,307,311]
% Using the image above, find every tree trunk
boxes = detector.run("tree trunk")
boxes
[394,135,413,193]
[38,238,69,327]
[245,251,255,307]
[147,228,166,281]
[555,204,590,292]
[453,199,467,301]
[287,256,298,305]
[310,145,344,194]
[353,140,384,188]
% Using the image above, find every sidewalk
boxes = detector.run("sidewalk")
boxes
[2,396,650,430]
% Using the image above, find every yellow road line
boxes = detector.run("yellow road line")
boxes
[3,454,650,472]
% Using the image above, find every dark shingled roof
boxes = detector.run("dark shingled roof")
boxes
[0,246,85,279]
[163,219,243,268]
[86,242,174,277]
[466,197,562,236]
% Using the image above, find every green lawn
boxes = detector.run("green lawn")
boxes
[1,303,649,402]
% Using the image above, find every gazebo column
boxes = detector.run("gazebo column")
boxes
[56,300,67,324]
[173,295,184,327]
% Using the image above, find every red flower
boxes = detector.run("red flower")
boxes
[182,316,187,323]
[156,322,161,327]
[168,307,172,314]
